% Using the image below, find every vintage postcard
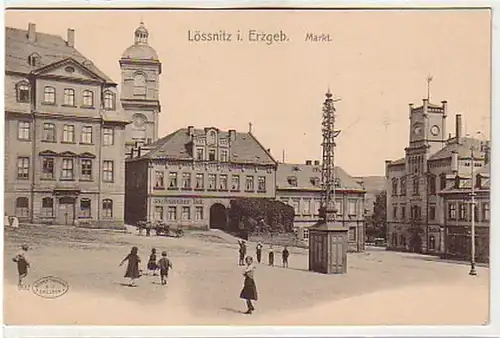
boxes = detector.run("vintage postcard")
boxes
[3,6,492,329]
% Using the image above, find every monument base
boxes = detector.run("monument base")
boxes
[308,221,348,274]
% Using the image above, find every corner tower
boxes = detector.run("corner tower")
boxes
[120,21,162,154]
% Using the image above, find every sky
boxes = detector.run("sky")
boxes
[5,9,491,176]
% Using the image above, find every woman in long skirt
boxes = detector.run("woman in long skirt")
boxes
[239,256,258,314]
[120,246,141,286]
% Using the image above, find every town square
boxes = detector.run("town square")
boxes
[3,9,491,326]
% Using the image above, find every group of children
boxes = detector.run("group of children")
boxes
[120,247,173,287]
[239,240,290,268]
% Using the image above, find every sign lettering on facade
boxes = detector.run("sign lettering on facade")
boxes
[153,198,203,205]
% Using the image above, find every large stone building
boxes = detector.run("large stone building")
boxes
[4,23,128,227]
[276,161,366,252]
[124,126,277,229]
[120,22,161,153]
[385,98,490,255]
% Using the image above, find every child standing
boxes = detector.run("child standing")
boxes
[120,246,141,287]
[282,246,289,268]
[157,251,173,285]
[268,245,274,266]
[147,248,158,276]
[255,242,263,263]
[13,244,30,288]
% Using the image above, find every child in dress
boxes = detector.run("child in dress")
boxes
[239,256,258,314]
[13,244,30,288]
[147,248,158,276]
[120,246,141,287]
[157,251,173,286]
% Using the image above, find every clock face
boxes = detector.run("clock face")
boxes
[413,125,423,136]
[430,125,440,136]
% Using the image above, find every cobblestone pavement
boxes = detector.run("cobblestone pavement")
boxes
[4,225,489,325]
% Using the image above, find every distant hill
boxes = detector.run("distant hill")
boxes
[354,176,386,214]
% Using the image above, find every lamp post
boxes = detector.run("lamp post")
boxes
[469,145,477,276]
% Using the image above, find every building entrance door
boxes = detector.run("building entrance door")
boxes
[58,197,75,225]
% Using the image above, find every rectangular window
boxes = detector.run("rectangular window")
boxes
[154,206,164,220]
[43,123,56,142]
[393,206,398,219]
[448,204,457,220]
[208,149,216,161]
[401,206,406,220]
[429,176,436,195]
[42,157,54,179]
[44,87,56,104]
[231,175,240,191]
[292,199,300,215]
[63,88,75,106]
[81,126,93,144]
[167,206,177,220]
[245,176,255,191]
[155,171,164,188]
[348,200,357,216]
[103,127,114,146]
[195,206,204,220]
[80,199,91,218]
[168,172,178,189]
[413,177,419,195]
[303,199,311,214]
[336,200,343,216]
[102,160,114,182]
[41,198,54,217]
[62,124,75,143]
[429,206,436,221]
[219,174,228,190]
[208,174,216,190]
[459,203,467,220]
[303,228,309,240]
[18,121,30,140]
[392,179,398,196]
[104,91,115,110]
[182,206,191,220]
[17,83,30,102]
[257,176,266,192]
[196,148,204,161]
[400,178,406,196]
[81,159,92,180]
[220,149,228,162]
[82,90,94,107]
[195,173,204,189]
[102,199,113,218]
[182,173,192,189]
[61,158,74,179]
[482,203,490,221]
[17,157,29,179]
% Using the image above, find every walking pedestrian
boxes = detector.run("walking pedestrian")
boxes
[282,246,289,268]
[238,240,247,266]
[268,245,274,266]
[157,251,173,286]
[147,248,158,276]
[119,246,141,287]
[239,256,258,314]
[256,242,263,263]
[13,244,30,288]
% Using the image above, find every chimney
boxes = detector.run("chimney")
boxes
[451,151,458,173]
[455,114,462,144]
[305,160,312,165]
[187,126,194,136]
[27,23,36,43]
[67,28,75,47]
[314,160,320,166]
[228,129,236,141]
[441,100,448,116]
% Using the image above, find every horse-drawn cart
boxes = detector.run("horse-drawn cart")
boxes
[135,220,184,238]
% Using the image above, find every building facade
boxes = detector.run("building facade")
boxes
[276,161,366,252]
[385,98,490,255]
[125,126,277,230]
[120,22,162,154]
[5,23,128,228]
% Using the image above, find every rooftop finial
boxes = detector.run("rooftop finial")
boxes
[249,122,253,134]
[426,75,433,101]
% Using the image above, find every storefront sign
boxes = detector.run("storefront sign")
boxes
[153,198,203,205]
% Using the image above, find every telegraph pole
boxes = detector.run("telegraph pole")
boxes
[469,145,477,276]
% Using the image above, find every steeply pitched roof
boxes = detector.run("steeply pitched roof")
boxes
[131,128,277,165]
[5,26,115,84]
[276,163,364,191]
[429,137,483,160]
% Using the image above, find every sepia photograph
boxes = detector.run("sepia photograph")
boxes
[2,7,492,328]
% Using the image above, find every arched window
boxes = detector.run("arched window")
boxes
[429,235,436,250]
[43,86,56,104]
[102,199,113,218]
[63,88,75,106]
[16,81,30,103]
[41,197,54,217]
[103,90,115,110]
[82,90,94,107]
[133,73,147,96]
[80,198,91,218]
[15,197,29,217]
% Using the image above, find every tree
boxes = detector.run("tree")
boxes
[366,191,387,240]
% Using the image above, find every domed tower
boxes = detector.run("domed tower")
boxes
[119,21,162,153]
